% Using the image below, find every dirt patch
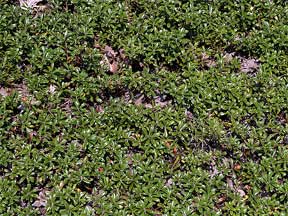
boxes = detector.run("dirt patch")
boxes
[224,52,261,75]
[60,98,73,115]
[0,82,40,106]
[200,52,217,69]
[134,94,172,108]
[94,37,130,74]
[0,86,11,98]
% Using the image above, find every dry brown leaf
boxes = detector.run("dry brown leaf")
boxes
[19,0,43,9]
[32,190,48,208]
[185,110,194,120]
[236,189,246,197]
[165,178,173,187]
[244,185,252,191]
[217,194,227,205]
[233,163,241,171]
[95,105,104,113]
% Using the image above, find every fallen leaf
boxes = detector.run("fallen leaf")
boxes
[32,190,48,208]
[95,105,104,113]
[165,178,173,187]
[185,110,194,120]
[244,185,251,191]
[21,96,28,102]
[165,141,171,148]
[217,194,227,205]
[19,0,43,9]
[237,189,246,197]
[32,200,46,208]
[233,163,241,171]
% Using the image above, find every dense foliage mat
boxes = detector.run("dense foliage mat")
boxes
[0,0,288,215]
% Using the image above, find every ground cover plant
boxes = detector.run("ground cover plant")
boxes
[0,0,288,215]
